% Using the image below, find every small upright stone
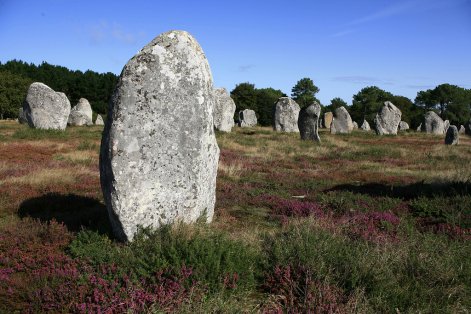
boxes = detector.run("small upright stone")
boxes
[298,102,321,142]
[238,109,257,127]
[445,125,459,145]
[68,98,93,126]
[416,123,422,132]
[459,125,465,134]
[424,111,445,134]
[18,108,27,124]
[360,120,371,131]
[100,30,220,241]
[213,88,236,132]
[273,97,300,132]
[324,112,333,128]
[22,82,71,130]
[374,101,401,135]
[330,107,353,134]
[352,121,358,130]
[95,114,104,125]
[398,121,409,131]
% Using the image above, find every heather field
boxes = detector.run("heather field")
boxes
[1,120,471,313]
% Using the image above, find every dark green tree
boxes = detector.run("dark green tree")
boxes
[255,88,285,126]
[0,71,33,119]
[291,78,319,107]
[350,86,393,123]
[230,82,257,112]
[414,84,471,124]
[324,97,347,115]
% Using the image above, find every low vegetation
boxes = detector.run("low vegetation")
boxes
[1,121,471,312]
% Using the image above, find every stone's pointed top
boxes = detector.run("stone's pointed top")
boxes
[68,97,93,126]
[95,114,104,126]
[361,119,371,131]
[423,111,445,134]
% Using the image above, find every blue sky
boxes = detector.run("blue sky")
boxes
[0,0,470,105]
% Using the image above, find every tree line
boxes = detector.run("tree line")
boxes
[0,60,118,119]
[1,59,469,127]
[231,78,471,128]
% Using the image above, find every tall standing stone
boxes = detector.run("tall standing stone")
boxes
[100,30,220,241]
[374,101,401,135]
[68,98,93,126]
[324,112,333,129]
[423,111,445,134]
[22,82,71,130]
[213,88,235,132]
[298,102,321,142]
[444,120,450,133]
[273,97,300,132]
[360,120,371,131]
[330,107,353,134]
[459,125,465,134]
[445,125,459,145]
[238,109,257,127]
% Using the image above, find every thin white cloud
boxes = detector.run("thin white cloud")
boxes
[331,29,356,38]
[238,64,255,72]
[332,76,396,85]
[87,21,145,46]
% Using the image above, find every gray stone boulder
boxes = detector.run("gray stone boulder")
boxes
[238,109,257,127]
[18,108,27,124]
[374,101,401,135]
[352,121,358,130]
[22,82,71,130]
[360,120,371,131]
[298,102,321,142]
[445,125,459,145]
[444,120,450,133]
[324,112,333,128]
[330,107,353,134]
[68,98,93,126]
[213,88,235,132]
[95,114,104,125]
[273,97,300,132]
[459,125,465,134]
[416,123,422,132]
[100,30,220,241]
[424,111,445,134]
[398,121,409,131]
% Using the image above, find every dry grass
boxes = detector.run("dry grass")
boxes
[218,161,244,179]
[0,166,97,187]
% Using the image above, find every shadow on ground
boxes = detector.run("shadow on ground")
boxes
[18,193,112,235]
[326,181,471,200]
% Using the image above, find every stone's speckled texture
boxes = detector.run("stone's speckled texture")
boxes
[424,111,445,134]
[273,97,300,132]
[213,88,235,132]
[95,114,104,125]
[353,121,358,130]
[324,112,333,128]
[68,98,93,126]
[298,102,321,142]
[330,107,353,134]
[459,125,465,134]
[23,82,71,130]
[374,101,401,135]
[360,120,371,131]
[238,109,257,127]
[398,121,409,131]
[444,120,450,133]
[18,108,27,124]
[445,125,459,145]
[100,30,220,242]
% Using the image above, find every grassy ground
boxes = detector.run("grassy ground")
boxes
[1,120,470,313]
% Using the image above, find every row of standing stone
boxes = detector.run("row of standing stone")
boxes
[18,82,104,129]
